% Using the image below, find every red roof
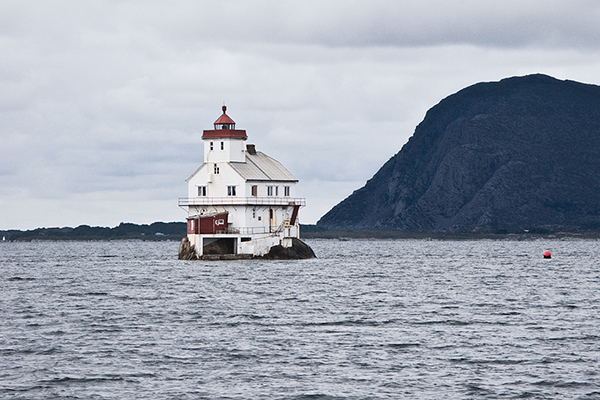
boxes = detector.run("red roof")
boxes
[214,105,236,125]
[202,129,247,139]
[202,105,247,139]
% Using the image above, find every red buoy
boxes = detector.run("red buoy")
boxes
[543,251,551,259]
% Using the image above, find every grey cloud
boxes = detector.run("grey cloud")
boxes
[5,1,600,50]
[2,1,600,229]
[125,0,600,49]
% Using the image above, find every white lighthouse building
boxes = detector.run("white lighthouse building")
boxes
[179,106,308,259]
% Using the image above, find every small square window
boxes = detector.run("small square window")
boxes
[284,186,290,196]
[198,186,207,196]
[221,142,224,150]
[251,185,258,196]
[210,142,213,151]
[227,186,236,196]
[267,186,273,196]
[214,164,219,174]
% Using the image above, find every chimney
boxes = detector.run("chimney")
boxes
[246,144,256,155]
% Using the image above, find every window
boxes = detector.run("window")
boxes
[227,186,236,196]
[209,141,213,150]
[220,141,224,150]
[267,186,273,196]
[252,208,256,218]
[284,186,290,196]
[197,186,207,196]
[275,186,279,196]
[213,164,219,174]
[251,185,258,197]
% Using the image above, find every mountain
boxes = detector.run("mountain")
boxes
[318,74,600,233]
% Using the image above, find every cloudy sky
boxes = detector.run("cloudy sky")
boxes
[2,0,600,230]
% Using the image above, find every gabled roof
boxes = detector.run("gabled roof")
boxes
[185,151,297,183]
[230,152,298,182]
[185,163,206,182]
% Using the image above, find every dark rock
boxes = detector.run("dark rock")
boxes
[261,238,316,259]
[203,238,236,255]
[178,237,199,260]
[318,74,600,232]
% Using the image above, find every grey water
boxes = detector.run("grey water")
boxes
[1,239,600,399]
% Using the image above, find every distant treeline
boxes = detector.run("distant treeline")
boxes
[2,223,600,241]
[1,222,321,241]
[1,222,187,241]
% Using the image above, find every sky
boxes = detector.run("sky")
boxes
[2,0,600,230]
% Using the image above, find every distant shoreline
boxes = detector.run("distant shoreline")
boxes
[300,226,600,240]
[0,222,186,242]
[303,232,600,240]
[3,222,600,242]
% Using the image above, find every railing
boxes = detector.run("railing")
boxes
[179,197,306,207]
[213,226,270,235]
[198,223,292,236]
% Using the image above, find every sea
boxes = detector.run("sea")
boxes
[1,239,599,399]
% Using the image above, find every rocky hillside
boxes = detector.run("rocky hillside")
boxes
[318,74,600,232]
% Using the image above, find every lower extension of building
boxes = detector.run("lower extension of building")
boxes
[180,196,305,258]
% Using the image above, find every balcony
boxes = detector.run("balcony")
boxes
[207,226,282,235]
[179,196,306,207]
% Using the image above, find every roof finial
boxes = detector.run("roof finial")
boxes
[222,102,226,113]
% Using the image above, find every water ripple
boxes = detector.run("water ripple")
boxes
[1,239,599,399]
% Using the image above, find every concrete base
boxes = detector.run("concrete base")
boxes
[177,236,316,260]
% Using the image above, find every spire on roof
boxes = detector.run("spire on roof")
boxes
[202,104,247,140]
[214,104,236,129]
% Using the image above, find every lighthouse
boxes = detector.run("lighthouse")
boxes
[178,106,314,259]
